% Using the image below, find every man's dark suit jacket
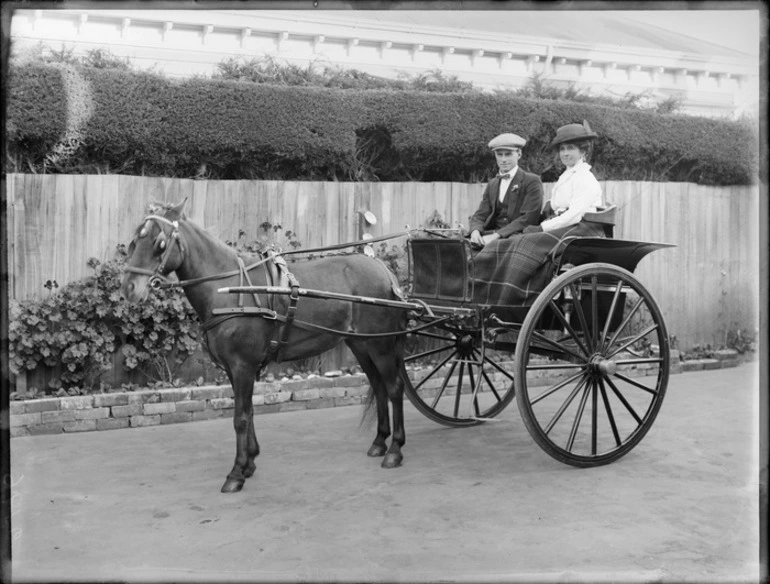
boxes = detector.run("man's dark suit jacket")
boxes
[468,168,544,238]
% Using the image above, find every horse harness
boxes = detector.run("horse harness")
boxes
[205,254,301,366]
[126,214,301,367]
[127,215,443,369]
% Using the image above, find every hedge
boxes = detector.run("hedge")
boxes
[6,64,757,185]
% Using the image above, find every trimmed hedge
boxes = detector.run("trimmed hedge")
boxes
[6,64,757,185]
[6,64,68,159]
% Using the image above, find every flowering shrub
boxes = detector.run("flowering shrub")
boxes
[8,246,201,392]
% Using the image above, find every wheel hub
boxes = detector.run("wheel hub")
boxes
[589,354,617,376]
[457,334,475,357]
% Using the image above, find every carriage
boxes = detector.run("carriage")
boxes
[122,200,674,492]
[399,208,673,468]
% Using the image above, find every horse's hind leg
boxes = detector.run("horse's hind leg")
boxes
[348,339,405,468]
[373,340,406,469]
[347,342,390,458]
[221,364,260,494]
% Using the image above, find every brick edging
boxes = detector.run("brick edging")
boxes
[9,349,751,437]
[9,373,369,438]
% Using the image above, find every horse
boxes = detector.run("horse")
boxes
[121,199,408,493]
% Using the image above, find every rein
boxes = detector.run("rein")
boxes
[128,222,412,290]
[202,307,450,339]
[126,217,447,354]
[280,230,411,256]
[125,214,278,290]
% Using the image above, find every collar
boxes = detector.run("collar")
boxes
[563,161,591,175]
[498,166,518,179]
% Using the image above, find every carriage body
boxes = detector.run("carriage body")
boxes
[405,235,670,333]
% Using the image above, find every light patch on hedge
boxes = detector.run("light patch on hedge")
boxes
[45,63,94,167]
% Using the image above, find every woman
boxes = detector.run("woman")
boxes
[523,120,604,235]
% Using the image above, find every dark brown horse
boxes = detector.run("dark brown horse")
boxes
[121,200,408,493]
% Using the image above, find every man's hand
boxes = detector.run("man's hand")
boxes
[470,230,485,248]
[470,230,501,249]
[523,225,543,234]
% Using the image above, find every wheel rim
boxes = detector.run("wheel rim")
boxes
[403,321,516,427]
[514,264,669,466]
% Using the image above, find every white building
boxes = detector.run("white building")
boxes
[8,8,760,119]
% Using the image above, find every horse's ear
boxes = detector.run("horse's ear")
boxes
[166,198,188,220]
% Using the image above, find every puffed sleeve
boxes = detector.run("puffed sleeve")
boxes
[540,170,602,232]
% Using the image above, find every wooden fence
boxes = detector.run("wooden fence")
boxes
[6,173,760,353]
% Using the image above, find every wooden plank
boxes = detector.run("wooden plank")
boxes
[8,174,22,300]
[8,174,760,353]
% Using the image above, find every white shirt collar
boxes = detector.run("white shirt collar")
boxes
[498,167,518,202]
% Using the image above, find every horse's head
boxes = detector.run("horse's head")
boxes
[121,198,188,302]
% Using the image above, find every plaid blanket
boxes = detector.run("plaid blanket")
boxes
[471,222,605,307]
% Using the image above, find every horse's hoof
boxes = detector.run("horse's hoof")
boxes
[367,444,387,457]
[381,453,403,468]
[221,478,244,493]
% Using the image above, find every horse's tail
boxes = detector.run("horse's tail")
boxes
[359,385,378,428]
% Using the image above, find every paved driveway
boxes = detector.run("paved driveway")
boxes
[9,363,761,583]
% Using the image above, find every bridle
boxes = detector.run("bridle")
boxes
[124,214,185,289]
[124,214,276,291]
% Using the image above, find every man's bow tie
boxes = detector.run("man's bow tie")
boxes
[498,173,511,179]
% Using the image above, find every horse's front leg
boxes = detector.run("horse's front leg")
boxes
[222,366,259,494]
[243,414,259,479]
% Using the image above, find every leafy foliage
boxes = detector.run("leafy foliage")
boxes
[12,42,134,70]
[225,221,302,254]
[6,54,757,184]
[8,247,201,392]
[725,329,757,354]
[213,55,474,93]
[505,72,684,115]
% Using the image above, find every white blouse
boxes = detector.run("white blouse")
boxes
[541,161,603,232]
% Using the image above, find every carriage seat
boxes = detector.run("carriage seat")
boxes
[582,205,617,238]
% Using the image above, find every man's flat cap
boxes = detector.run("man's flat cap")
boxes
[488,133,527,150]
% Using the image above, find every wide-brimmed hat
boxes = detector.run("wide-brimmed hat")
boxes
[549,121,598,148]
[488,133,527,151]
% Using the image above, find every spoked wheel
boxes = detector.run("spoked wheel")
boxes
[402,318,517,427]
[514,263,669,467]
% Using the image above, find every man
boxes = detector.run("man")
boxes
[468,133,544,248]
